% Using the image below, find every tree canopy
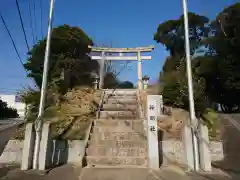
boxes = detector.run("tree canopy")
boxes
[154,3,240,113]
[24,24,99,89]
[118,81,134,89]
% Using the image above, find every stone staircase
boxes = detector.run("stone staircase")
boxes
[86,89,148,167]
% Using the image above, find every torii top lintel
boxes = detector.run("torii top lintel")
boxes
[88,45,154,53]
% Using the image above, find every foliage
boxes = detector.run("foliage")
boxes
[200,108,219,138]
[103,72,119,89]
[154,12,209,57]
[0,99,19,119]
[15,87,101,140]
[21,25,102,123]
[24,24,99,89]
[118,81,134,89]
[155,3,240,115]
[195,3,240,112]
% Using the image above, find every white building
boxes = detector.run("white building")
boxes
[0,94,26,118]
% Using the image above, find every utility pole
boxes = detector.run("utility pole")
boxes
[182,0,199,171]
[33,0,55,169]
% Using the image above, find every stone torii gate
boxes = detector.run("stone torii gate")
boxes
[88,45,154,89]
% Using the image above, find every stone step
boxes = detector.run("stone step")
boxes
[103,99,138,105]
[104,96,137,100]
[99,111,138,119]
[86,156,148,166]
[105,91,137,96]
[105,94,137,98]
[86,146,147,156]
[102,104,138,111]
[88,139,147,148]
[93,125,145,134]
[90,131,146,141]
[94,119,143,126]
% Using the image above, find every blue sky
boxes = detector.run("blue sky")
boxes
[0,0,236,94]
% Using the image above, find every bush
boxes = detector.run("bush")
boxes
[0,99,19,119]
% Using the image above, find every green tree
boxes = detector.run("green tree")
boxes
[103,72,119,89]
[0,99,19,119]
[24,24,99,89]
[197,3,240,112]
[154,13,210,113]
[118,81,134,89]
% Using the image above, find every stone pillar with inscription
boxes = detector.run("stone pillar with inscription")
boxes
[147,95,159,169]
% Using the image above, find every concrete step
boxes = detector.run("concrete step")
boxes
[103,99,138,105]
[86,156,148,166]
[105,90,137,96]
[94,119,143,126]
[93,125,144,134]
[102,104,138,111]
[86,146,146,156]
[90,131,146,141]
[99,111,138,119]
[105,94,137,98]
[88,139,147,148]
[104,96,137,101]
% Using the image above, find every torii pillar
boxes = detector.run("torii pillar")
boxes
[137,51,143,90]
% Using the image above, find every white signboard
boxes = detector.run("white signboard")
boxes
[147,95,159,169]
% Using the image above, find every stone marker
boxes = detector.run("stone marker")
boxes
[39,123,52,170]
[147,95,159,169]
[21,123,35,170]
[199,123,212,171]
[182,122,195,170]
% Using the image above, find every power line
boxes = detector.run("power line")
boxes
[0,8,37,87]
[29,3,36,45]
[40,0,43,38]
[0,11,25,70]
[32,0,38,42]
[15,0,30,52]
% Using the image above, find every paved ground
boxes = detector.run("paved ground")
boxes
[0,164,239,180]
[79,166,233,180]
[0,164,81,180]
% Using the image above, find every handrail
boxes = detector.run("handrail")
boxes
[96,90,106,119]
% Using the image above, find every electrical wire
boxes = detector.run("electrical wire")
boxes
[32,0,38,42]
[40,0,44,38]
[29,3,36,45]
[0,11,26,71]
[15,0,30,52]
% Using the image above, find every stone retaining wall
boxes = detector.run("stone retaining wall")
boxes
[0,140,86,165]
[161,140,224,166]
[0,140,224,167]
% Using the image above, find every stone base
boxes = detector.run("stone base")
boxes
[21,123,35,170]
